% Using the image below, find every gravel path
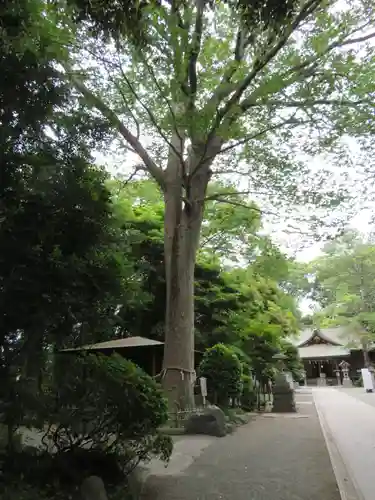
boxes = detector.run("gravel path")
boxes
[141,392,340,500]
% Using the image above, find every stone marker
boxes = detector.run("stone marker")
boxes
[185,406,226,437]
[272,373,297,413]
[81,476,108,500]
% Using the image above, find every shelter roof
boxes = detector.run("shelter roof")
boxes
[60,336,164,352]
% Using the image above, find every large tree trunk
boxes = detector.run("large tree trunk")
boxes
[161,140,220,410]
[162,209,199,410]
[362,341,371,368]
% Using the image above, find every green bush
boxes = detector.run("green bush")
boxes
[240,374,256,411]
[0,447,129,498]
[38,353,172,472]
[0,353,173,499]
[0,482,53,500]
[199,344,242,407]
[280,340,304,381]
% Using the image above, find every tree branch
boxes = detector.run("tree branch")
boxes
[240,24,375,113]
[115,52,186,166]
[209,198,315,236]
[117,164,146,188]
[140,54,185,152]
[258,98,372,108]
[203,26,250,112]
[200,229,226,248]
[83,47,141,141]
[188,0,205,99]
[208,0,323,136]
[204,196,258,210]
[63,68,166,189]
[205,190,263,201]
[216,116,308,157]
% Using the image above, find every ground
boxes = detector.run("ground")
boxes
[140,390,340,500]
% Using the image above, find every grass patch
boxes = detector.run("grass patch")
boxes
[222,407,252,426]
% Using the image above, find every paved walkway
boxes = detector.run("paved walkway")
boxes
[141,392,340,500]
[313,387,375,500]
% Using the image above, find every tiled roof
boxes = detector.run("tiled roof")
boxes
[290,326,362,348]
[298,344,351,359]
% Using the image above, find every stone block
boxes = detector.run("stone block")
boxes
[184,406,226,437]
[81,476,108,500]
[272,373,297,413]
[342,378,353,387]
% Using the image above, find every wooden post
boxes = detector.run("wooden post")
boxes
[152,349,156,376]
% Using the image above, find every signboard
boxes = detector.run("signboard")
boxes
[361,368,375,393]
[199,377,207,397]
[199,377,208,406]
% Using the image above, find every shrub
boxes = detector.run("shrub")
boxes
[240,375,256,411]
[280,340,304,381]
[0,354,173,498]
[37,353,172,473]
[0,447,129,497]
[198,344,242,407]
[0,482,53,500]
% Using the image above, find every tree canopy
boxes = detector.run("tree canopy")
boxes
[4,0,367,406]
[301,231,375,345]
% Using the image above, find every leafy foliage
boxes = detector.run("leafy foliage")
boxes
[280,339,304,380]
[198,344,242,406]
[302,231,375,353]
[240,374,256,411]
[0,0,148,467]
[49,0,375,405]
[59,0,375,216]
[1,354,172,500]
[109,180,300,350]
[40,354,171,463]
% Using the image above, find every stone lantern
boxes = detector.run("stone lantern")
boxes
[271,353,296,413]
[273,352,287,371]
[339,360,352,387]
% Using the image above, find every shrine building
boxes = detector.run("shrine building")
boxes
[291,326,375,386]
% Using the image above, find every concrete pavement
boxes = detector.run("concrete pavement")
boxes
[313,387,375,500]
[141,393,340,500]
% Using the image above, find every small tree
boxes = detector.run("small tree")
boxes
[199,344,242,407]
[281,340,304,381]
[240,374,256,412]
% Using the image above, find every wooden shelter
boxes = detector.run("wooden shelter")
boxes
[60,336,204,377]
[61,336,164,376]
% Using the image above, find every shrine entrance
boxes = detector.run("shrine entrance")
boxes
[296,327,354,385]
[309,360,336,379]
[304,358,345,385]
